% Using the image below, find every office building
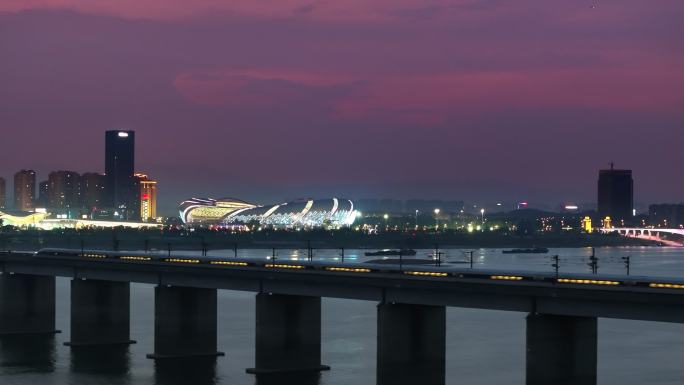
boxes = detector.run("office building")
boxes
[135,173,157,221]
[81,173,106,212]
[0,177,5,210]
[597,164,633,225]
[14,170,36,211]
[105,130,138,220]
[47,171,81,216]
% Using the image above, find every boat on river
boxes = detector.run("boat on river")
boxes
[364,249,417,257]
[502,247,549,254]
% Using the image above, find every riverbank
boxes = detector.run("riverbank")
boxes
[0,228,655,252]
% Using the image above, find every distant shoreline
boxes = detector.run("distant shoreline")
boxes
[0,228,657,252]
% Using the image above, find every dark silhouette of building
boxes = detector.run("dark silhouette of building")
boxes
[47,171,81,217]
[597,164,633,225]
[81,173,106,213]
[37,181,49,208]
[0,177,5,210]
[649,204,684,228]
[105,130,138,220]
[13,170,36,212]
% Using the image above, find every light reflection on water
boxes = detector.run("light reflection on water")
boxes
[0,247,683,384]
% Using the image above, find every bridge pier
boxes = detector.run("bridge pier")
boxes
[0,273,58,335]
[526,313,597,385]
[247,293,329,374]
[376,303,446,385]
[147,285,224,359]
[65,279,135,346]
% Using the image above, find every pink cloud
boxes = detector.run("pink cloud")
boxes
[6,0,682,23]
[0,0,497,21]
[174,60,684,126]
[334,63,684,124]
[173,68,357,106]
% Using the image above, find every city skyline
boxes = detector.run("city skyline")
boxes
[1,2,683,210]
[0,130,677,215]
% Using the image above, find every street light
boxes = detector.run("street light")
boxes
[480,208,485,223]
[415,210,419,229]
[383,213,389,229]
[434,208,440,230]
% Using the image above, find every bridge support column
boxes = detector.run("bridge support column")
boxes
[526,313,597,385]
[65,279,135,346]
[146,285,224,359]
[247,293,329,374]
[377,303,445,385]
[0,273,58,335]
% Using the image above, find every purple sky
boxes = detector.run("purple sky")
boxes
[1,1,683,214]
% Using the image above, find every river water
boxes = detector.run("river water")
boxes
[2,246,684,385]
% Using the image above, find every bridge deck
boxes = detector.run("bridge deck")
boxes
[2,253,684,323]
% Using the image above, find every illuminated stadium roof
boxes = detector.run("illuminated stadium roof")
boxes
[179,197,357,228]
[0,210,49,227]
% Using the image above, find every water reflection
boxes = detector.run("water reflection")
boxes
[70,345,131,375]
[254,372,321,385]
[154,357,218,385]
[0,334,56,372]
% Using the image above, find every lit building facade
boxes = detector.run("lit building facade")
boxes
[582,216,593,233]
[598,165,633,226]
[0,177,5,209]
[135,173,157,221]
[105,130,138,220]
[180,197,357,228]
[14,169,36,211]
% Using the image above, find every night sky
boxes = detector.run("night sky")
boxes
[1,1,683,214]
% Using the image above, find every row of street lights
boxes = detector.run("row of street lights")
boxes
[382,208,486,230]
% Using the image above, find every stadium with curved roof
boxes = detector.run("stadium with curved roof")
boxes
[179,197,357,228]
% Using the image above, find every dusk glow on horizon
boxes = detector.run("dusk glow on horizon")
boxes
[1,1,683,212]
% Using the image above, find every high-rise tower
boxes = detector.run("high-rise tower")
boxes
[135,173,158,221]
[105,130,138,220]
[597,163,633,226]
[14,170,36,211]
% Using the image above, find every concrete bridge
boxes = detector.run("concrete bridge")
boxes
[602,227,684,246]
[2,251,684,385]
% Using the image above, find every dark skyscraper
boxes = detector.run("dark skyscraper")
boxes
[598,164,634,225]
[105,130,138,220]
[0,177,5,210]
[14,170,36,211]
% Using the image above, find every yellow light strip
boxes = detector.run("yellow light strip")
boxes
[164,258,200,264]
[649,283,684,289]
[557,278,620,286]
[120,256,152,261]
[490,275,524,281]
[264,264,306,269]
[325,267,372,273]
[210,261,249,266]
[81,253,107,259]
[404,271,449,277]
